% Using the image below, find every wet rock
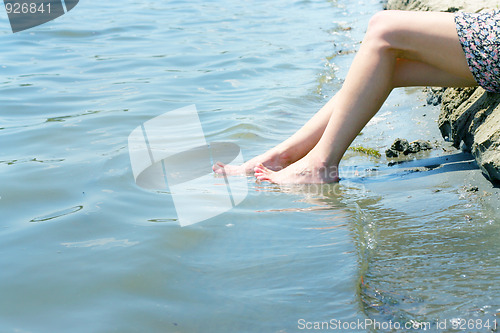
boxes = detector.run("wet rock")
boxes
[426,94,441,106]
[385,148,399,158]
[385,138,433,158]
[438,87,479,148]
[439,88,500,182]
[425,87,445,106]
[409,140,432,154]
[385,138,409,157]
[466,185,479,192]
[391,138,410,153]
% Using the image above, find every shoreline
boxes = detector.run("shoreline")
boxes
[386,0,500,184]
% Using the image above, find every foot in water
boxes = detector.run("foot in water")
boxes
[212,149,293,175]
[254,156,339,184]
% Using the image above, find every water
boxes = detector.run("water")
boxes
[1,0,499,332]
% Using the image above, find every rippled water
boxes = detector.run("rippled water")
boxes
[1,0,499,332]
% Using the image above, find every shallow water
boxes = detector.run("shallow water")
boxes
[1,0,499,332]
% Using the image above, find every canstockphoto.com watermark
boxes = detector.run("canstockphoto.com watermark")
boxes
[3,0,78,33]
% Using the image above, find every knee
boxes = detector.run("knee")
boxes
[364,10,402,49]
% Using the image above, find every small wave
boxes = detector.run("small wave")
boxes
[61,237,139,249]
[30,205,83,223]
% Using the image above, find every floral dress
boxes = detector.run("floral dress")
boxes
[455,10,500,93]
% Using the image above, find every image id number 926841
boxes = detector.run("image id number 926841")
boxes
[449,318,498,331]
[5,1,51,14]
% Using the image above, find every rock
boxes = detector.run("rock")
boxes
[426,93,441,106]
[386,0,495,12]
[406,142,420,154]
[391,138,410,153]
[385,0,431,11]
[438,87,479,148]
[426,87,445,106]
[438,88,500,182]
[466,185,479,192]
[385,138,433,157]
[471,102,500,181]
[412,139,432,151]
[385,148,399,158]
[405,140,432,154]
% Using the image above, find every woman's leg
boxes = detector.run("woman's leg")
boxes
[213,95,338,175]
[255,10,477,183]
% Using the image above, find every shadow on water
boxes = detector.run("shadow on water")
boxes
[345,151,479,185]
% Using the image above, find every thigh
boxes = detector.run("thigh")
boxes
[393,58,478,88]
[376,10,475,81]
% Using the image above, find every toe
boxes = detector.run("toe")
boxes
[256,174,271,182]
[213,162,225,174]
[254,163,269,173]
[254,164,274,182]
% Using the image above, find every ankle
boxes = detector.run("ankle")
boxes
[306,154,339,180]
[270,145,293,165]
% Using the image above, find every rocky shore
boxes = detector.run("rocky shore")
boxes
[386,0,500,183]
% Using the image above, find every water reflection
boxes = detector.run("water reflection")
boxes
[252,155,499,330]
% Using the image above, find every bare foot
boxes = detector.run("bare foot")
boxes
[213,149,293,176]
[254,157,339,184]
